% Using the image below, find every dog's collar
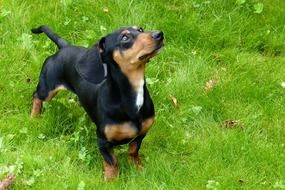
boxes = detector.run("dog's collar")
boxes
[102,63,107,77]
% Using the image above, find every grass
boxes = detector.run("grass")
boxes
[1,0,285,189]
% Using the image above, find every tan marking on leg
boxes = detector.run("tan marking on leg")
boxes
[104,122,137,141]
[31,98,42,118]
[45,85,66,101]
[128,117,154,168]
[128,142,143,169]
[140,117,155,135]
[103,153,118,181]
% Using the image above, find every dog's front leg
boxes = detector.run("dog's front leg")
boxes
[128,135,145,169]
[98,139,118,181]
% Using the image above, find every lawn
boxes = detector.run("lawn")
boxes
[1,0,285,189]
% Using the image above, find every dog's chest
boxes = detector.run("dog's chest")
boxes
[104,122,137,142]
[104,117,154,142]
[135,79,144,111]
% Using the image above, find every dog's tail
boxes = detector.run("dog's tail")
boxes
[31,25,69,49]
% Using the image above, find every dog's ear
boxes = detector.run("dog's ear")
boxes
[75,47,106,84]
[98,37,105,53]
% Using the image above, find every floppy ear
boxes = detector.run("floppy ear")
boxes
[75,45,106,84]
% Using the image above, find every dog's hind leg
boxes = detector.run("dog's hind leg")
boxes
[31,58,66,118]
[31,82,66,118]
[31,93,43,118]
[31,75,48,118]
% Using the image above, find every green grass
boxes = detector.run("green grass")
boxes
[1,0,285,189]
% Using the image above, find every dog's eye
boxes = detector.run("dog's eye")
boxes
[138,27,144,32]
[121,35,129,41]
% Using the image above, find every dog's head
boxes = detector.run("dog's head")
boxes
[76,26,164,85]
[99,26,164,69]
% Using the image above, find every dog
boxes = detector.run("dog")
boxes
[30,25,164,180]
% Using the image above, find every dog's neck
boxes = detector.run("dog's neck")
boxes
[105,60,145,117]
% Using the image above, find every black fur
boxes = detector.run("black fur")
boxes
[31,25,164,176]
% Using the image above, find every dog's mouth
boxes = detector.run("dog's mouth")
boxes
[138,42,164,62]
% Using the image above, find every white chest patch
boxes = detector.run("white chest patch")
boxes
[136,79,144,111]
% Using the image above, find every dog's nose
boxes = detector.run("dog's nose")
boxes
[152,31,164,41]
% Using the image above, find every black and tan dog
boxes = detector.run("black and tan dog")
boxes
[30,25,164,180]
